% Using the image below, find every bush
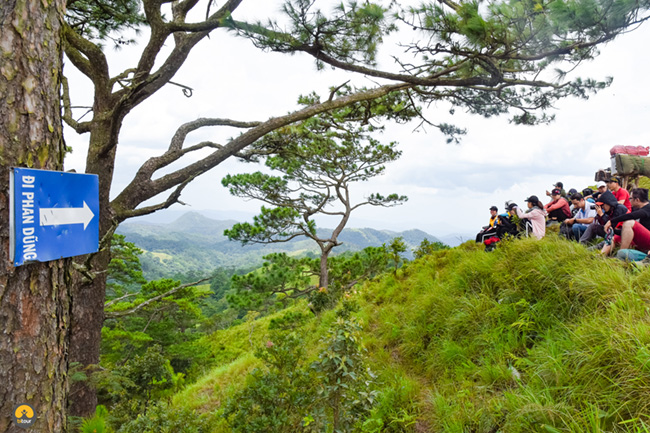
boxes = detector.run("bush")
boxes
[223,305,378,432]
[117,405,216,433]
[222,313,318,433]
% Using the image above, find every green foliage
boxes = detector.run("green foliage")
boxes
[122,345,175,404]
[228,247,391,313]
[362,374,420,433]
[387,237,408,274]
[413,238,449,259]
[229,253,316,311]
[222,313,319,433]
[312,304,379,432]
[157,235,650,433]
[103,235,213,374]
[224,206,305,245]
[117,217,429,281]
[93,345,186,429]
[80,405,113,433]
[223,305,377,433]
[102,277,210,370]
[66,0,145,42]
[231,1,397,68]
[97,236,226,430]
[107,234,146,298]
[360,236,650,431]
[117,404,217,433]
[228,0,650,137]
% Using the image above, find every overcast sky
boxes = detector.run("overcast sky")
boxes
[63,1,650,238]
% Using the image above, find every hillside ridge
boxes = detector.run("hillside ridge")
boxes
[116,211,443,278]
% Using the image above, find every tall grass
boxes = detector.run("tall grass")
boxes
[360,236,650,432]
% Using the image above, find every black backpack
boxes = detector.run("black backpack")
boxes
[496,214,519,238]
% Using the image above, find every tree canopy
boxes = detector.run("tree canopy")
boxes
[231,0,648,128]
[222,100,408,288]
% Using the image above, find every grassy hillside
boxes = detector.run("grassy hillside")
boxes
[158,236,650,432]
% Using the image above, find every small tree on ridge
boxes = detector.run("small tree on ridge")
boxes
[223,106,407,289]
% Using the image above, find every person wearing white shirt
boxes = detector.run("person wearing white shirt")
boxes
[565,193,597,241]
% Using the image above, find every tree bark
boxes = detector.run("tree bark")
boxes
[0,1,69,432]
[319,248,331,289]
[68,115,121,418]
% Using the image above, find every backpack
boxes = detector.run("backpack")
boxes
[496,214,519,238]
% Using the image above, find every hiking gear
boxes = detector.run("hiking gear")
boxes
[610,145,650,156]
[616,249,648,261]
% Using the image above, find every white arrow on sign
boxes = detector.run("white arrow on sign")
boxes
[39,201,95,230]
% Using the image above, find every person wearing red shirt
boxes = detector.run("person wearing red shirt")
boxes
[603,188,650,255]
[545,188,571,224]
[608,176,631,211]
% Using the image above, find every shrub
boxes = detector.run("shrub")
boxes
[117,405,216,433]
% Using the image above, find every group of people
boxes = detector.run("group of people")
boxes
[476,178,650,261]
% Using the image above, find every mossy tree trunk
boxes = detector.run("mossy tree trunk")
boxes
[0,1,70,432]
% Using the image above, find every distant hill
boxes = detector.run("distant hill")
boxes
[116,211,442,279]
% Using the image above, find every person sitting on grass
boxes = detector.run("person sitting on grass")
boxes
[513,195,547,240]
[544,188,571,225]
[607,176,632,211]
[602,188,650,256]
[590,181,607,202]
[496,202,521,239]
[546,181,566,199]
[563,193,597,241]
[579,189,629,244]
[582,188,596,203]
[476,206,500,243]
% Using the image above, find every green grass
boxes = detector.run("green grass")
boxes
[164,235,650,432]
[359,236,650,432]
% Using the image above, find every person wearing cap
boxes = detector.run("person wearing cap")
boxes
[578,189,629,244]
[602,188,650,256]
[589,181,608,202]
[546,182,566,198]
[544,188,571,224]
[495,202,520,238]
[475,206,500,243]
[512,196,547,239]
[607,176,632,211]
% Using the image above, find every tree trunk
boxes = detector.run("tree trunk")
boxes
[68,117,120,418]
[0,1,69,432]
[67,250,111,418]
[319,247,332,289]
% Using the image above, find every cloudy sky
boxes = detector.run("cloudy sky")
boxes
[64,1,650,239]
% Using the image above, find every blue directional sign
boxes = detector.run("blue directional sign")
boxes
[10,168,99,266]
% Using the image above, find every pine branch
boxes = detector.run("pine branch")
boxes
[105,277,211,319]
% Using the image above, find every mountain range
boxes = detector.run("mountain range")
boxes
[116,211,444,279]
